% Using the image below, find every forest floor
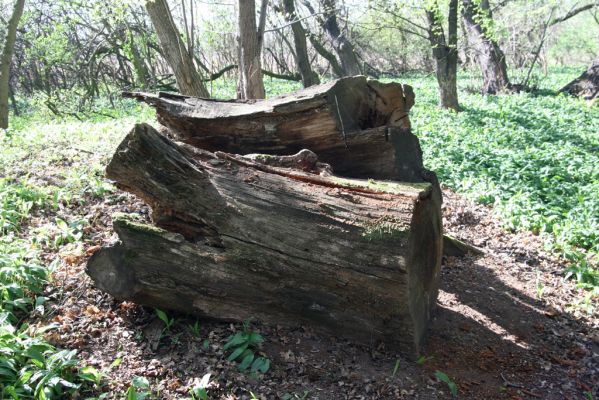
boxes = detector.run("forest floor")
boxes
[1,70,597,399]
[3,118,596,399]
[43,182,596,400]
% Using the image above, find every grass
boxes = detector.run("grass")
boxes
[0,98,154,398]
[404,67,598,291]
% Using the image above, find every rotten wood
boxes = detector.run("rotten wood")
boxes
[87,123,443,355]
[123,76,418,180]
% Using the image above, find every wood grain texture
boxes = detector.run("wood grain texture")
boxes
[123,76,417,179]
[87,123,442,355]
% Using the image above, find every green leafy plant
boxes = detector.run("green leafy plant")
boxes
[392,358,401,377]
[535,269,545,299]
[78,357,122,388]
[188,373,211,400]
[125,376,151,400]
[223,321,270,374]
[53,217,87,248]
[0,322,83,399]
[583,391,594,400]
[155,308,175,333]
[434,370,458,397]
[416,355,432,365]
[189,320,201,338]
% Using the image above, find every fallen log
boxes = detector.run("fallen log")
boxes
[124,76,419,180]
[443,234,484,257]
[560,57,599,101]
[87,123,442,354]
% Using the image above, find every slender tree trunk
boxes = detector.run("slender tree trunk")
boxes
[128,30,151,88]
[319,0,361,76]
[461,0,510,94]
[145,0,209,97]
[237,0,266,99]
[426,0,459,111]
[307,32,344,77]
[0,0,26,129]
[281,0,320,87]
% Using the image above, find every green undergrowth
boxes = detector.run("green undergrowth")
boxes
[0,180,82,398]
[404,67,598,292]
[0,102,154,398]
[0,67,596,396]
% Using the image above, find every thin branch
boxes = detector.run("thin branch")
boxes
[264,10,333,33]
[549,2,598,26]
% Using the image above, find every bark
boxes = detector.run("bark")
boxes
[319,0,361,76]
[238,0,266,99]
[307,32,345,77]
[302,0,361,76]
[549,3,598,26]
[128,29,151,88]
[560,57,599,100]
[0,0,26,129]
[443,234,483,257]
[426,0,460,111]
[281,0,320,87]
[145,0,209,97]
[124,77,419,180]
[461,0,511,94]
[87,123,443,354]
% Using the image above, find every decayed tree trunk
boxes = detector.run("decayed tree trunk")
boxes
[145,0,209,97]
[280,0,321,87]
[87,123,442,354]
[560,57,599,100]
[461,0,511,94]
[124,76,419,180]
[0,0,26,129]
[237,0,266,99]
[426,0,460,111]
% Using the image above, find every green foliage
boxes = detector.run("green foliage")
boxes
[434,370,458,397]
[223,321,270,374]
[0,321,81,399]
[155,309,175,333]
[125,376,151,400]
[78,358,122,389]
[405,68,599,290]
[0,180,47,235]
[416,355,432,365]
[392,359,401,377]
[188,321,201,339]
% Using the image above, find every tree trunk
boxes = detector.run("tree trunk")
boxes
[0,0,26,129]
[128,29,151,88]
[300,0,361,77]
[560,57,599,100]
[307,31,345,77]
[281,0,320,87]
[320,0,362,76]
[145,0,209,97]
[426,0,460,111]
[87,123,442,354]
[461,0,511,94]
[238,0,266,99]
[124,77,420,180]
